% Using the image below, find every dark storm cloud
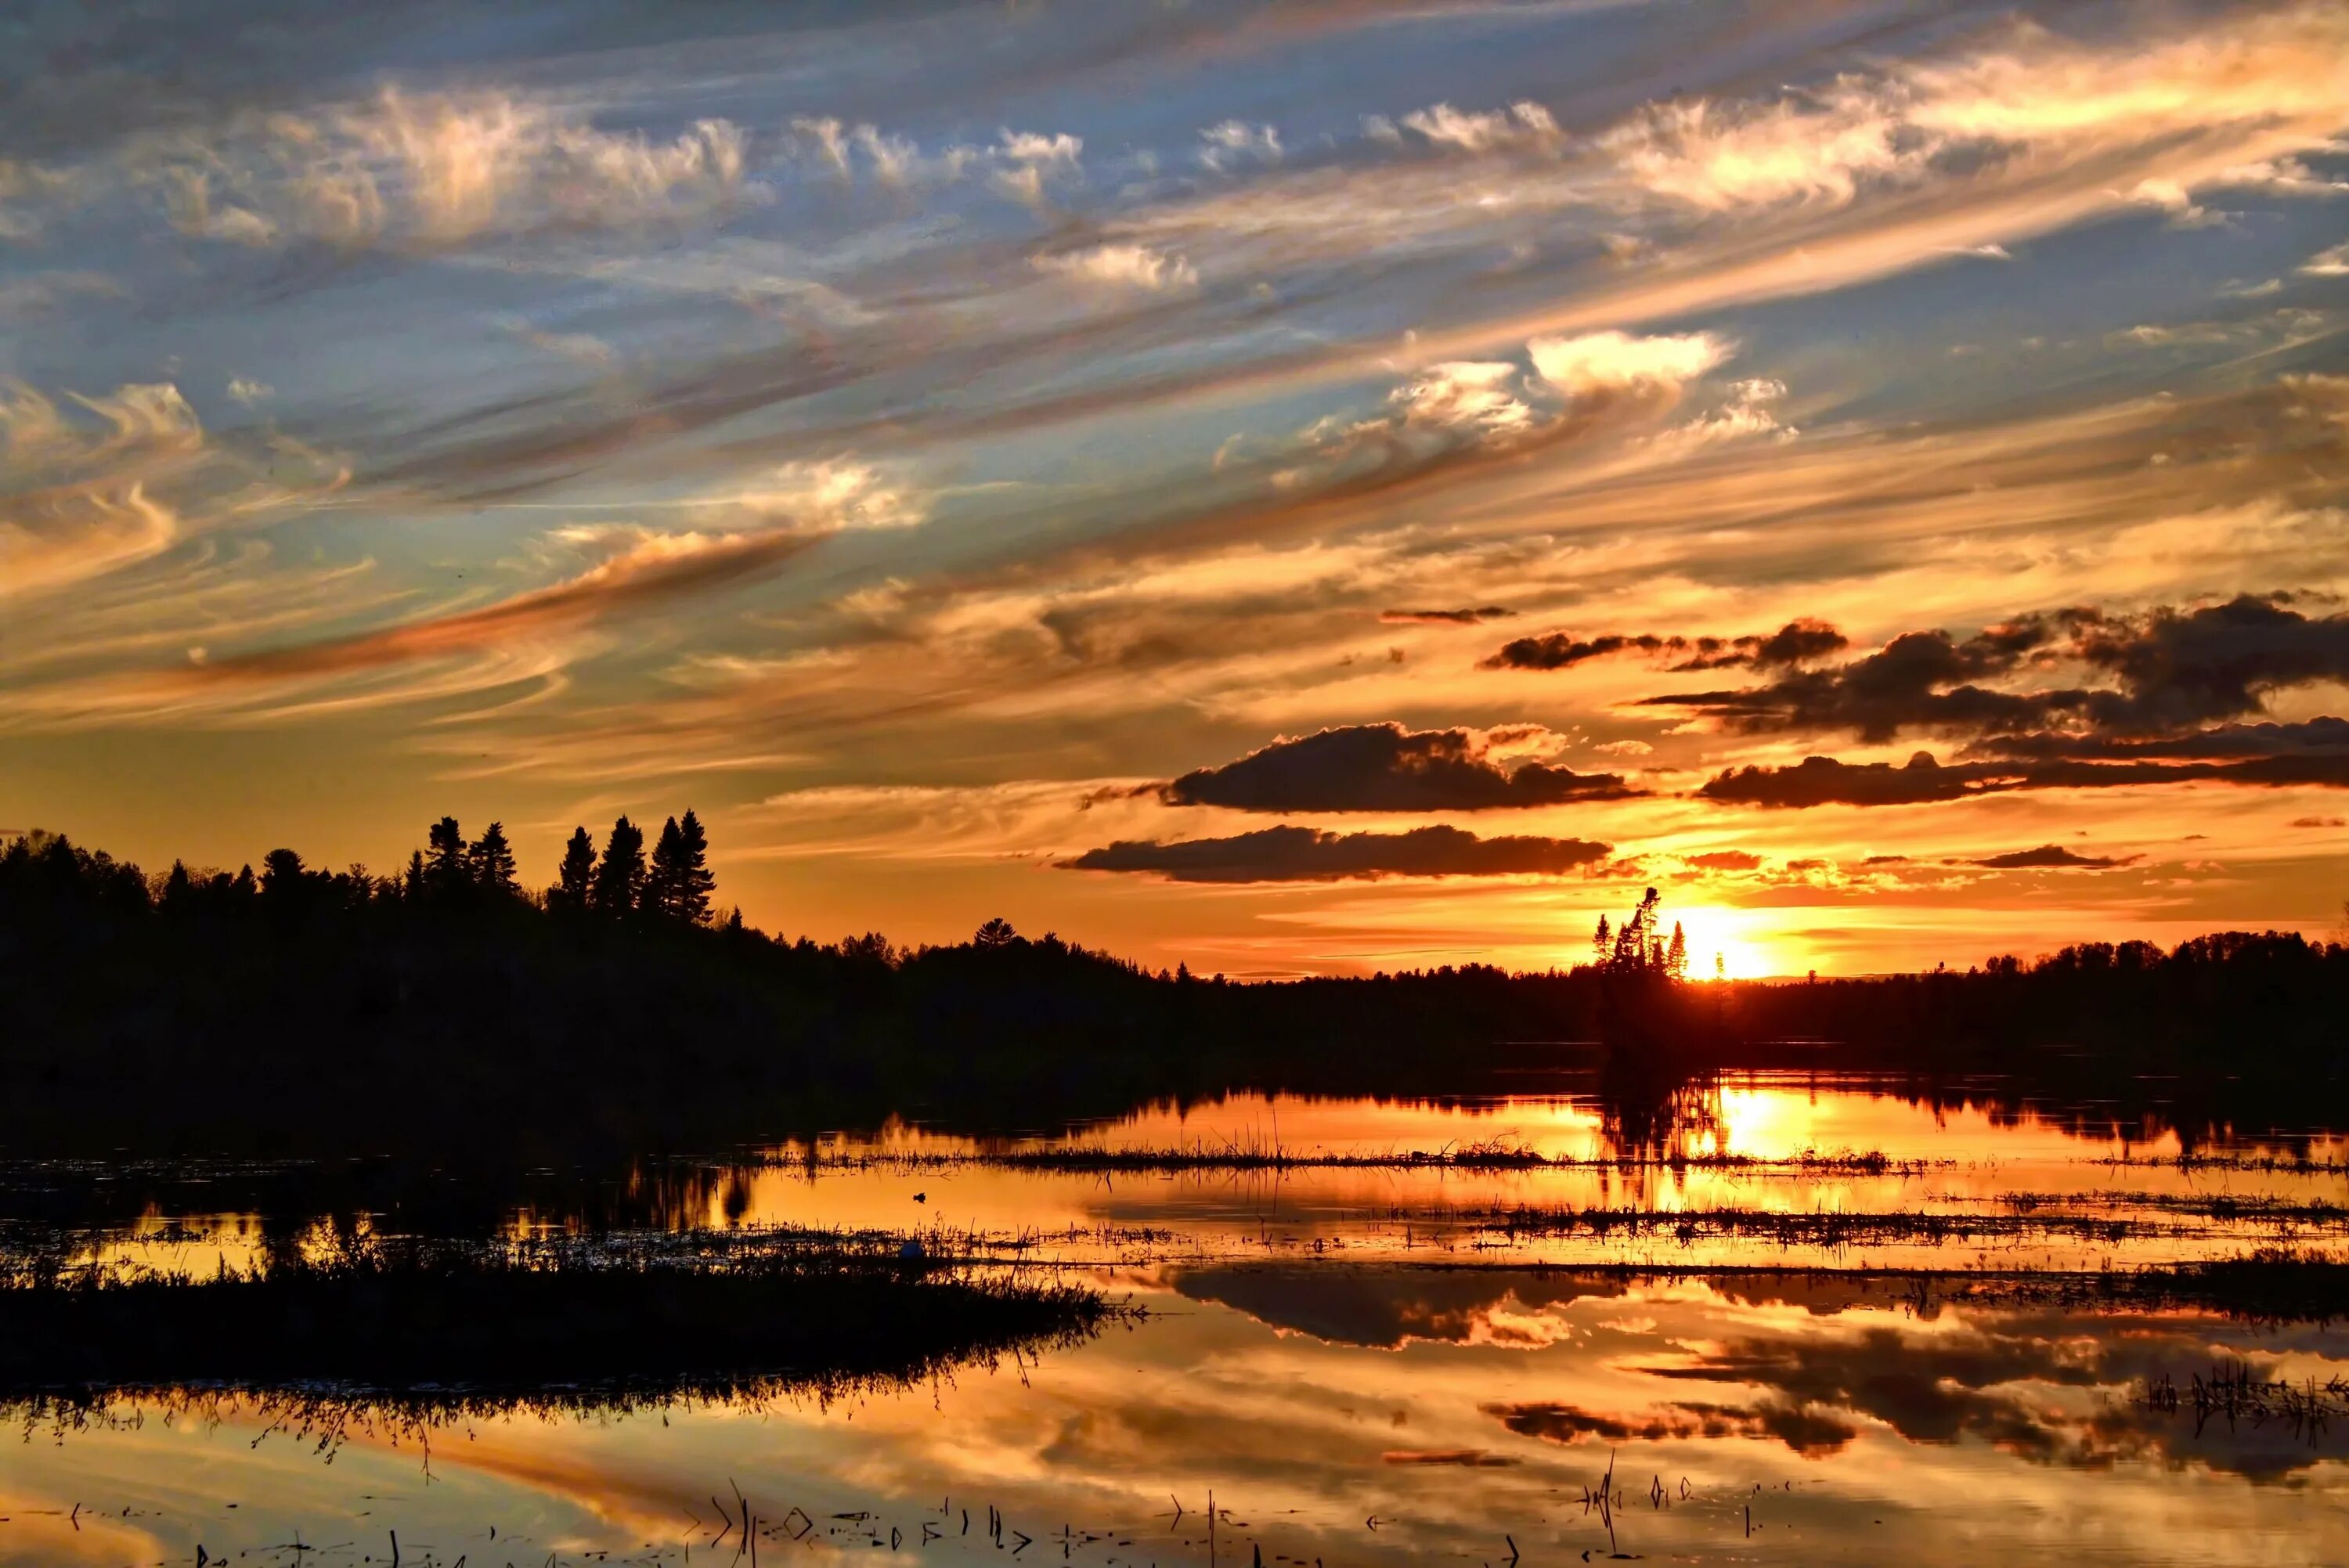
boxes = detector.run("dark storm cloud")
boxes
[2066,594,2349,734]
[1971,845,2138,870]
[1640,618,2073,740]
[1645,596,2349,745]
[1481,618,1847,672]
[1698,750,2349,809]
[1973,716,2349,761]
[1380,606,1515,624]
[1160,723,1639,812]
[1056,824,1611,882]
[1699,752,2016,808]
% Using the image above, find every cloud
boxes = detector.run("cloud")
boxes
[2291,816,2345,828]
[1683,850,1764,871]
[1971,844,2138,870]
[146,88,747,251]
[0,269,122,321]
[788,117,979,189]
[1032,243,1200,290]
[180,528,825,687]
[1380,606,1514,625]
[1487,1400,1857,1455]
[2302,241,2349,276]
[33,456,912,724]
[1642,596,2349,744]
[1484,618,1847,672]
[0,379,319,603]
[1160,723,1639,812]
[2217,156,2349,198]
[1699,752,2016,808]
[999,129,1084,168]
[1698,748,2349,809]
[1199,120,1283,171]
[1526,330,1732,402]
[1057,824,1611,882]
[1600,9,2349,216]
[992,128,1083,204]
[1400,100,1561,154]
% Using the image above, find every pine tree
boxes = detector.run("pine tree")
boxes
[652,809,715,925]
[550,827,596,910]
[647,816,686,919]
[402,850,426,899]
[590,816,646,915]
[1665,921,1688,981]
[469,820,519,895]
[1610,888,1661,971]
[426,816,468,894]
[1592,914,1611,967]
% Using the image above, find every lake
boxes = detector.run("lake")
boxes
[6,1073,2347,1566]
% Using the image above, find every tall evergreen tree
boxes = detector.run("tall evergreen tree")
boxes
[590,816,646,915]
[647,816,684,918]
[1591,914,1611,967]
[646,810,716,925]
[426,816,469,895]
[1665,921,1688,981]
[550,827,596,910]
[1609,887,1661,972]
[469,820,519,895]
[671,809,714,925]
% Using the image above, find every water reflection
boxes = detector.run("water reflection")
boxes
[8,1268,2346,1566]
[22,1076,2349,1281]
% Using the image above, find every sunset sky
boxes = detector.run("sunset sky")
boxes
[3,0,2347,976]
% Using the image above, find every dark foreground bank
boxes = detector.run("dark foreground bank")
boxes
[0,1234,1113,1404]
[4,827,2344,1155]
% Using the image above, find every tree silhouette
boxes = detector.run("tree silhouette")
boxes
[1665,921,1688,981]
[1608,888,1662,973]
[550,828,596,912]
[673,810,714,925]
[260,848,308,900]
[469,822,519,896]
[590,817,646,916]
[426,817,469,896]
[1591,914,1611,967]
[974,917,1019,949]
[647,811,716,925]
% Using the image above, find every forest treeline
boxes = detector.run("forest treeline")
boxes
[2,822,2343,1154]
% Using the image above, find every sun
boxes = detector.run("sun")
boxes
[1654,903,1802,980]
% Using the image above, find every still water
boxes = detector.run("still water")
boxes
[7,1076,2348,1566]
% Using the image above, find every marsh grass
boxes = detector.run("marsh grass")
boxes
[0,1229,1119,1405]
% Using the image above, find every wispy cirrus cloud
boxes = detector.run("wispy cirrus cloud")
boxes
[140,87,749,251]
